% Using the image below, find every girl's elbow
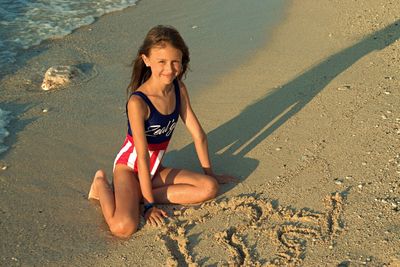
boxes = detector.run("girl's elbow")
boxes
[194,131,207,143]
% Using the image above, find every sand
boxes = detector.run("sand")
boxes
[1,0,400,266]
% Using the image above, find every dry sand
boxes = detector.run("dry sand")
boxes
[1,0,400,266]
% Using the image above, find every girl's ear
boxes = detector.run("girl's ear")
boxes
[141,54,150,67]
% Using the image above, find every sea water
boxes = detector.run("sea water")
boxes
[0,0,138,69]
[0,1,138,153]
[0,108,11,154]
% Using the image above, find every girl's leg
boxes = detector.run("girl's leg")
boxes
[88,166,142,238]
[151,167,219,204]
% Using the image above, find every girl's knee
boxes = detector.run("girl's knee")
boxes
[94,174,108,187]
[201,175,219,200]
[109,217,138,238]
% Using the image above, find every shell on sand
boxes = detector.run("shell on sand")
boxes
[41,65,83,91]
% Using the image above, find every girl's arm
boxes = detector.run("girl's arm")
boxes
[127,96,167,225]
[127,96,154,203]
[178,82,211,171]
[178,81,236,183]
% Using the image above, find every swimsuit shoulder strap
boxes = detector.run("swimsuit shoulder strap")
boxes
[130,91,157,112]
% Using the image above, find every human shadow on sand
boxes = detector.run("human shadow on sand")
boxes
[164,20,400,192]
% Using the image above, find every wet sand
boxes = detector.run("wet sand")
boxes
[1,0,400,266]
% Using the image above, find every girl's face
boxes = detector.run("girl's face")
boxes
[142,43,183,85]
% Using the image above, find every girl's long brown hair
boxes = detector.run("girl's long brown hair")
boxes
[127,25,190,97]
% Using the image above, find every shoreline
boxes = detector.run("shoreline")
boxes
[0,1,142,78]
[1,0,400,266]
[0,0,287,97]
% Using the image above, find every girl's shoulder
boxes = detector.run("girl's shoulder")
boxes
[127,90,150,116]
[128,93,146,107]
[127,82,153,118]
[177,80,190,101]
[128,82,151,102]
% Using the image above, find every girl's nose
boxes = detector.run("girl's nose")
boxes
[165,62,173,72]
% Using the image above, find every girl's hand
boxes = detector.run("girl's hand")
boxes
[144,207,168,227]
[213,174,238,184]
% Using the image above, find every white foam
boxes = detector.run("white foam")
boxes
[0,0,139,69]
[0,108,11,154]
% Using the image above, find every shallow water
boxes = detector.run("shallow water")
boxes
[0,108,11,154]
[0,0,138,70]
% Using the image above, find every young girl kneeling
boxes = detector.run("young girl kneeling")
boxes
[88,25,234,238]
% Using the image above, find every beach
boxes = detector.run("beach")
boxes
[1,0,400,265]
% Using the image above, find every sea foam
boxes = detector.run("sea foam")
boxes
[0,0,139,71]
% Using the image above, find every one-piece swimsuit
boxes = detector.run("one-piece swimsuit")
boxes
[113,79,180,178]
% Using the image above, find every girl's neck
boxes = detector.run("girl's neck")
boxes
[145,76,174,96]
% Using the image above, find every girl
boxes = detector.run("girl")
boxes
[88,25,234,238]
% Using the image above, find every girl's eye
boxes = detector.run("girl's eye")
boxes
[159,61,165,64]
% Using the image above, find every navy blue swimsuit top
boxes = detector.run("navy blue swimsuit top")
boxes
[127,79,180,144]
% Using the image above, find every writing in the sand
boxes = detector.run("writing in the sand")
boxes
[145,119,176,137]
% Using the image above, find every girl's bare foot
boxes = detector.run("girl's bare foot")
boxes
[88,170,106,200]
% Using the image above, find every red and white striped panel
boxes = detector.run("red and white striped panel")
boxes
[113,135,169,178]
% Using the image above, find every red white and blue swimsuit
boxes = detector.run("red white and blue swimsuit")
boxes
[113,79,180,178]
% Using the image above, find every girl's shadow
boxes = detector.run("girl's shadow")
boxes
[165,20,400,192]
